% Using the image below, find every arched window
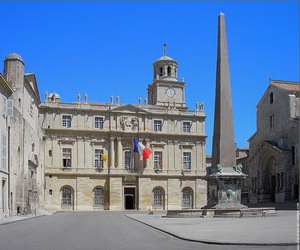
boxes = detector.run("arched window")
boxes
[153,187,164,208]
[270,92,274,104]
[167,66,171,76]
[182,188,193,208]
[160,67,163,76]
[93,187,104,208]
[61,186,73,209]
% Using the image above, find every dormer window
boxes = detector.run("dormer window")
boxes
[270,92,274,104]
[167,66,171,76]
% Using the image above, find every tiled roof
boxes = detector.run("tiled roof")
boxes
[271,80,300,91]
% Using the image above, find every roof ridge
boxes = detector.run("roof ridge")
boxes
[270,79,300,85]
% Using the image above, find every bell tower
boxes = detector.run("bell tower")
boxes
[147,51,187,109]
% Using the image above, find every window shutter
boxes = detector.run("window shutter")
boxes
[7,99,13,117]
[3,96,7,116]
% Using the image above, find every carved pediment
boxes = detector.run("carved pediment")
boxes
[111,104,149,114]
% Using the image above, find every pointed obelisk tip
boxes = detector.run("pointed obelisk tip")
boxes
[219,12,225,16]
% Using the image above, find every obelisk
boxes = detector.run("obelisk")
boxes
[211,12,236,170]
[207,13,247,211]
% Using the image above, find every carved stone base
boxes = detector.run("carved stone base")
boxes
[207,167,247,210]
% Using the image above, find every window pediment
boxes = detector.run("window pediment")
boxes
[58,138,75,144]
[179,143,194,148]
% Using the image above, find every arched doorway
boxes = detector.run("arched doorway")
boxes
[259,155,277,202]
[266,157,277,202]
[152,187,164,209]
[93,186,105,209]
[61,186,74,210]
[182,187,193,209]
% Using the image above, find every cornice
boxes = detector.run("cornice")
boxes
[43,128,207,139]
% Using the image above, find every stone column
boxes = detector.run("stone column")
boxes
[110,137,115,168]
[116,138,122,168]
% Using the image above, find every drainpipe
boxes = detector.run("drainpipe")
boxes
[8,126,11,216]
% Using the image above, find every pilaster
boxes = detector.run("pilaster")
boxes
[116,138,122,168]
[110,137,115,168]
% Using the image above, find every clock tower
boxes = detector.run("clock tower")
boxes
[147,55,187,109]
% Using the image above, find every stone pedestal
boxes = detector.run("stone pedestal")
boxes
[207,167,247,209]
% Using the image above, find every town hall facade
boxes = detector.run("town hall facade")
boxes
[40,55,207,211]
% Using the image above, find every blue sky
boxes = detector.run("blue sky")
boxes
[0,1,298,154]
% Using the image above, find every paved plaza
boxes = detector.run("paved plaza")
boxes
[0,211,298,250]
[126,210,298,245]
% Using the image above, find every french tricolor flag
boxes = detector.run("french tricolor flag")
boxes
[133,139,152,159]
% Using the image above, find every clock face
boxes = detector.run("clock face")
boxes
[166,88,175,97]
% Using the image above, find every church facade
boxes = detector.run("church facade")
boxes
[248,79,299,203]
[40,55,207,211]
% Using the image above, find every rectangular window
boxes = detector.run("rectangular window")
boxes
[2,134,7,170]
[49,189,53,195]
[95,117,104,129]
[48,150,52,157]
[95,149,104,168]
[124,151,131,169]
[183,152,191,170]
[62,148,71,167]
[154,151,163,170]
[62,115,71,128]
[154,120,162,132]
[182,121,191,133]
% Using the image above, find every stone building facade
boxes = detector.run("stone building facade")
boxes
[248,79,299,203]
[0,74,13,218]
[40,55,207,211]
[1,53,45,216]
